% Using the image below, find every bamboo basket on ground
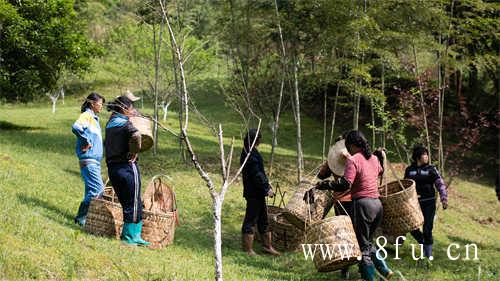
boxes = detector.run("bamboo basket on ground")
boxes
[269,211,305,252]
[84,188,123,238]
[129,115,153,152]
[142,175,178,248]
[265,184,305,252]
[378,158,424,236]
[306,215,361,272]
[283,180,334,230]
[84,177,177,248]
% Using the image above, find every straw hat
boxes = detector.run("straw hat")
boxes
[123,90,141,102]
[327,139,349,177]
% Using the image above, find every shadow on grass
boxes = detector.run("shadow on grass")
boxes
[16,193,79,231]
[447,235,500,254]
[63,168,82,178]
[0,120,45,131]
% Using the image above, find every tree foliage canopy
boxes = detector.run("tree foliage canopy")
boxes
[0,0,100,101]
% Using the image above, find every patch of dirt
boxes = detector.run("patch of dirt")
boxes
[474,217,497,226]
[1,155,12,162]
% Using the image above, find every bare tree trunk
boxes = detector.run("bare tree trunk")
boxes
[48,91,60,114]
[293,58,303,183]
[61,86,65,105]
[381,62,386,148]
[322,88,327,162]
[51,98,57,113]
[438,0,454,175]
[353,88,360,130]
[371,98,375,147]
[213,197,223,281]
[269,0,286,177]
[437,35,444,173]
[412,43,432,163]
[161,4,261,281]
[167,24,185,162]
[269,78,283,177]
[329,82,340,147]
[162,100,172,121]
[152,19,164,156]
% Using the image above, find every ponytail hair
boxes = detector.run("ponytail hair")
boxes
[345,130,372,160]
[81,92,105,113]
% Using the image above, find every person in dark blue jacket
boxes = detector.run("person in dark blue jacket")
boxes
[240,128,280,256]
[105,95,150,246]
[72,92,105,226]
[405,145,448,261]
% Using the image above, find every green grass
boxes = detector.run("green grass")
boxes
[0,86,498,281]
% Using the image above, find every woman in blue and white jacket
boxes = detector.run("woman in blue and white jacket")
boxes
[71,92,106,226]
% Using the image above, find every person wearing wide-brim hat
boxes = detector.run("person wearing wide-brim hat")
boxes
[306,130,393,281]
[104,95,150,246]
[316,136,354,279]
[240,128,280,256]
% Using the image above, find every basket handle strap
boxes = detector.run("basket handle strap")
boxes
[335,199,351,220]
[278,191,286,208]
[386,158,406,192]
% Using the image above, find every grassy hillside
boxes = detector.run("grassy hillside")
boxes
[0,85,498,280]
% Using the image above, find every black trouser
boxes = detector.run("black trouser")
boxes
[108,162,142,223]
[411,197,436,245]
[241,197,269,234]
[353,198,383,267]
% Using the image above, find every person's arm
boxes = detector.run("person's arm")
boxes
[431,166,448,209]
[316,177,351,192]
[316,157,355,192]
[72,113,91,149]
[246,153,271,195]
[126,122,141,154]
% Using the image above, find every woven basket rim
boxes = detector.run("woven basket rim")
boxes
[379,179,415,198]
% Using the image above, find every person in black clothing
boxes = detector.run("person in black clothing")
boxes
[105,96,150,246]
[240,128,280,256]
[404,145,448,260]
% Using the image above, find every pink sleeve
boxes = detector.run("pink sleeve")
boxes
[343,157,356,184]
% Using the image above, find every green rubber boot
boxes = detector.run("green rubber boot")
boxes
[120,223,136,245]
[360,264,376,281]
[372,252,394,279]
[74,202,89,226]
[130,221,151,246]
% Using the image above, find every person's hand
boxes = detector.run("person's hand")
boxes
[267,188,275,198]
[129,153,138,163]
[303,188,315,204]
[442,200,448,210]
[316,180,331,190]
[341,151,350,159]
[81,144,92,153]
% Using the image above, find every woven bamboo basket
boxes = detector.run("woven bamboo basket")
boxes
[129,116,153,152]
[307,216,361,272]
[378,179,424,236]
[84,184,177,248]
[283,180,334,230]
[142,176,178,248]
[306,216,361,272]
[84,194,123,239]
[269,209,305,252]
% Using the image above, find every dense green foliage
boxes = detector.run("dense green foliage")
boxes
[0,0,99,101]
